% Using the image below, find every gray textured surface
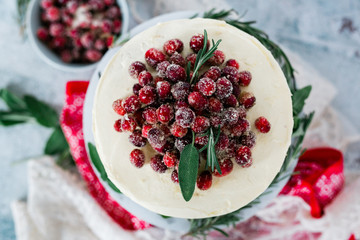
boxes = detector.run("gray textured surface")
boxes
[0,0,359,239]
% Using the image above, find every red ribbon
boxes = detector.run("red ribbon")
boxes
[61,81,345,229]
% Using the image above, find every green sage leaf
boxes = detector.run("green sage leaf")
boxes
[24,95,59,128]
[45,126,68,155]
[292,86,312,116]
[179,144,199,202]
[0,89,26,111]
[0,111,33,126]
[88,143,107,181]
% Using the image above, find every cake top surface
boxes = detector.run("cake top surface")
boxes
[93,18,293,218]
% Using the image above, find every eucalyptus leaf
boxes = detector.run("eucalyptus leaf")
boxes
[0,89,26,111]
[88,143,108,181]
[292,86,312,116]
[179,144,199,202]
[24,95,59,128]
[45,126,68,155]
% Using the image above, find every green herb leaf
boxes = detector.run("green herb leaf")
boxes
[179,142,199,202]
[292,86,312,116]
[24,95,59,128]
[0,89,26,111]
[206,128,221,174]
[45,126,68,155]
[107,178,121,193]
[88,143,108,181]
[0,111,33,126]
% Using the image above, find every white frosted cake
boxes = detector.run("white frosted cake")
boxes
[93,18,293,219]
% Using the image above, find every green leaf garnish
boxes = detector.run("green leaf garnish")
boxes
[0,89,26,111]
[24,95,59,128]
[292,85,312,116]
[45,126,69,155]
[206,127,222,174]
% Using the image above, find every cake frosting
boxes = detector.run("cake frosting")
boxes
[93,18,293,219]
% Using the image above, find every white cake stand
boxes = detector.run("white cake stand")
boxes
[83,11,298,233]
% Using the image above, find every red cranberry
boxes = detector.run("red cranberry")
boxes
[169,52,185,66]
[197,77,216,96]
[156,61,170,78]
[49,23,64,37]
[203,66,221,80]
[188,92,208,111]
[113,19,122,34]
[208,97,223,113]
[89,0,105,10]
[191,116,210,133]
[101,19,113,33]
[123,95,141,113]
[186,53,197,68]
[163,151,179,168]
[129,130,147,147]
[129,61,147,78]
[210,114,224,127]
[154,76,165,85]
[190,34,209,53]
[239,71,252,87]
[222,66,240,84]
[139,86,156,105]
[163,39,184,55]
[215,133,229,151]
[215,77,233,99]
[133,84,142,95]
[147,128,166,149]
[175,100,189,110]
[224,94,238,107]
[171,170,179,183]
[46,6,60,21]
[170,123,188,138]
[80,32,94,49]
[156,104,174,124]
[114,119,122,132]
[121,116,137,132]
[165,64,186,82]
[60,50,72,63]
[150,154,167,173]
[95,39,106,51]
[66,1,78,14]
[170,82,190,100]
[208,50,225,65]
[255,116,271,133]
[197,171,212,190]
[223,107,239,125]
[239,92,256,109]
[41,0,53,9]
[235,146,252,166]
[226,59,239,69]
[237,105,247,118]
[145,48,166,68]
[37,27,49,41]
[138,71,153,86]
[51,36,66,48]
[142,124,152,138]
[240,131,256,148]
[232,118,250,136]
[194,135,209,148]
[130,149,145,168]
[175,137,191,152]
[154,139,174,154]
[156,81,171,99]
[142,107,157,124]
[214,159,233,177]
[232,83,241,97]
[106,6,120,19]
[85,50,102,62]
[104,0,115,6]
[112,99,126,116]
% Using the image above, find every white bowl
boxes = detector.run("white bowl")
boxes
[26,0,129,72]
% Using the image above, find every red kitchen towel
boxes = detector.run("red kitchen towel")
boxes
[60,80,344,230]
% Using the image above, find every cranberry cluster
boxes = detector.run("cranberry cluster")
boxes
[37,0,122,63]
[112,34,271,191]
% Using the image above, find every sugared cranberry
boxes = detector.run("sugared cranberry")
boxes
[224,94,238,107]
[165,64,186,82]
[51,36,66,48]
[191,116,210,133]
[123,95,141,113]
[188,92,208,111]
[237,105,247,119]
[197,171,212,190]
[163,151,179,168]
[121,116,137,132]
[80,32,94,49]
[214,159,233,177]
[208,50,225,65]
[85,50,102,62]
[239,71,252,87]
[101,19,113,33]
[223,107,240,125]
[170,123,188,138]
[37,27,49,41]
[154,139,174,154]
[215,133,229,151]
[95,39,106,51]
[145,48,166,68]
[130,149,145,168]
[169,52,185,66]
[175,100,189,110]
[232,118,249,136]
[195,135,209,148]
[104,0,115,6]
[41,0,53,9]
[210,114,224,127]
[139,86,156,105]
[106,6,120,19]
[197,77,216,96]
[60,50,72,63]
[216,77,233,99]
[113,19,122,34]
[171,170,179,183]
[129,130,147,147]
[129,61,147,78]
[156,104,174,124]
[255,116,271,133]
[156,81,171,99]
[142,124,152,138]
[186,53,197,68]
[226,59,239,69]
[190,34,209,53]
[46,6,60,21]
[240,131,256,148]
[175,137,191,152]
[142,107,157,124]
[171,82,190,100]
[147,128,166,149]
[66,1,78,14]
[235,146,252,166]
[163,39,184,55]
[49,23,64,37]
[232,83,241,97]
[133,84,142,96]
[208,97,223,113]
[112,99,126,116]
[239,92,256,109]
[203,66,221,80]
[150,154,167,173]
[222,66,240,84]
[156,61,170,78]
[114,119,122,132]
[138,71,153,86]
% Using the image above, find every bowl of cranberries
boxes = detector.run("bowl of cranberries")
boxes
[26,0,129,72]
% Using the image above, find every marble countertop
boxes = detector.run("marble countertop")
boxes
[0,0,359,239]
